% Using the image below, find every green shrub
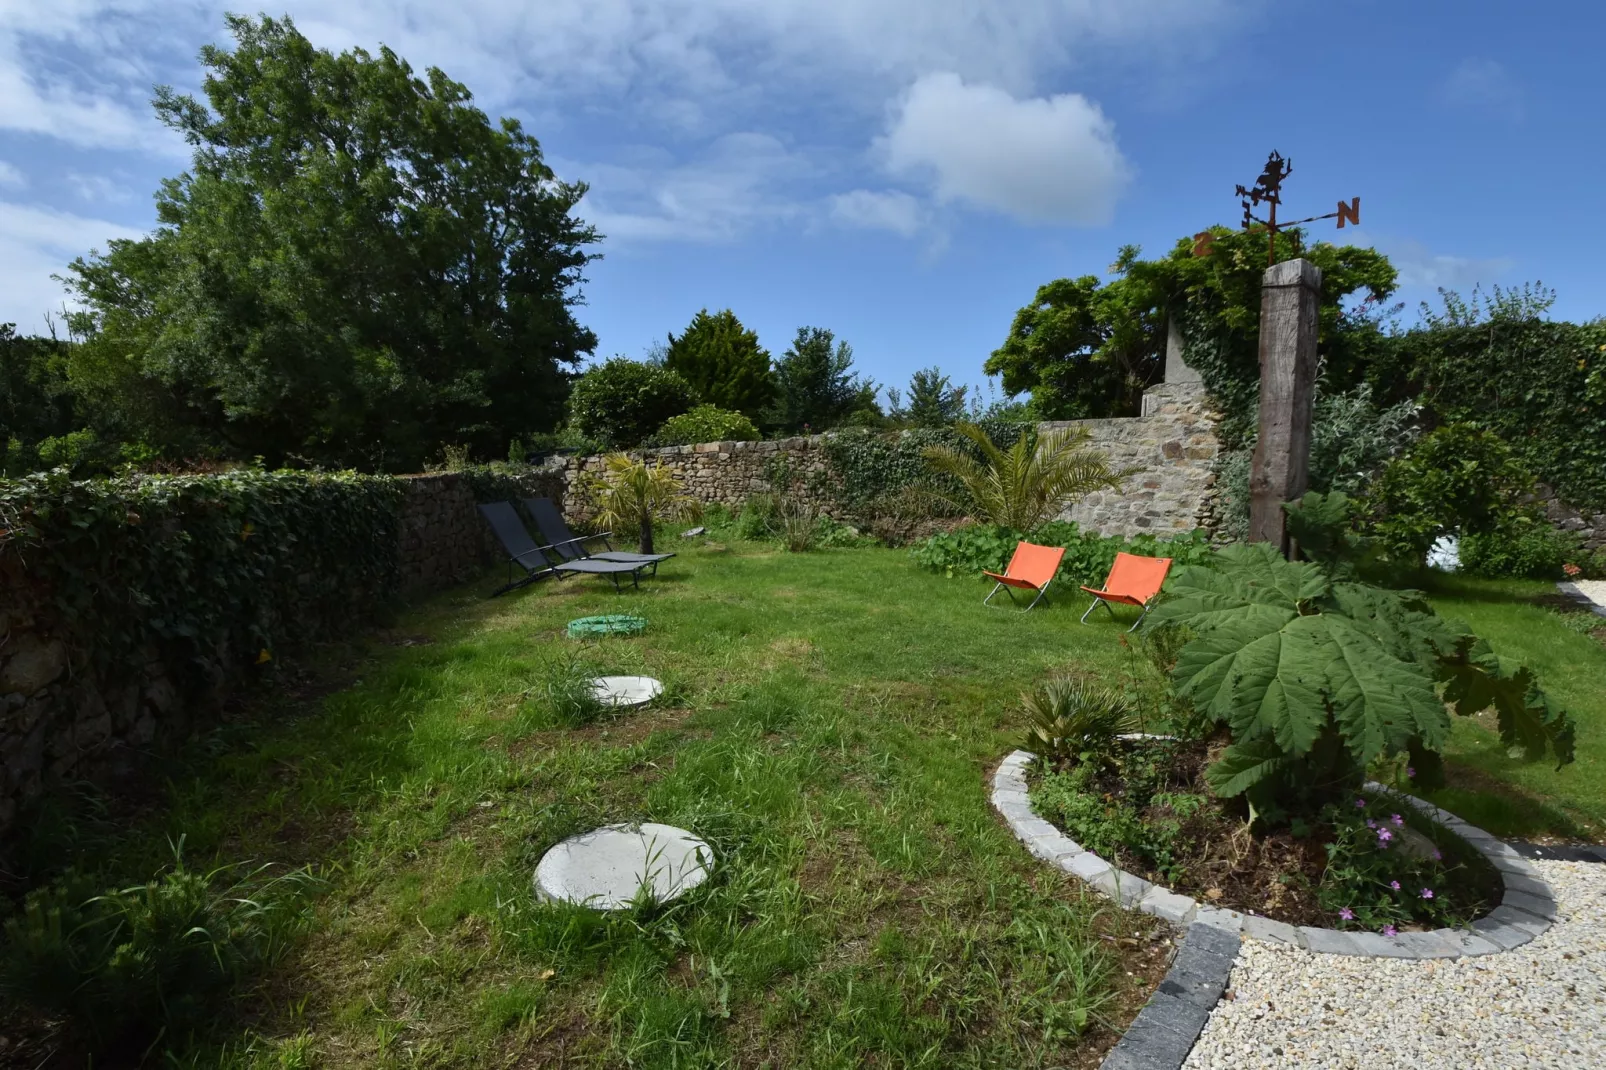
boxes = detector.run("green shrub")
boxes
[910,522,1214,588]
[1372,423,1540,563]
[652,405,760,446]
[1021,679,1135,768]
[1146,543,1575,820]
[0,849,319,1053]
[735,493,779,540]
[1460,519,1574,579]
[568,359,696,448]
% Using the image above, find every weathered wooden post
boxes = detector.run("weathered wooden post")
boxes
[1248,257,1321,555]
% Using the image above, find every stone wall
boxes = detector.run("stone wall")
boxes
[0,467,561,838]
[1536,485,1606,554]
[397,469,564,592]
[551,381,1222,539]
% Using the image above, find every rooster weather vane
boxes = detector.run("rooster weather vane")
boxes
[1193,151,1361,266]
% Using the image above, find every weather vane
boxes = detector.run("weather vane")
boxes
[1193,151,1361,266]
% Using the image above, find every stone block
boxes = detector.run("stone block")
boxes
[1434,928,1503,957]
[1242,914,1303,947]
[1500,889,1558,921]
[1066,852,1114,885]
[1139,886,1199,927]
[1191,905,1244,935]
[1299,926,1362,955]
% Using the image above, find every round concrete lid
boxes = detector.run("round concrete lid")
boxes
[590,675,663,708]
[534,823,714,910]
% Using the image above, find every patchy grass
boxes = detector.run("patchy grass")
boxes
[1419,573,1606,840]
[9,537,1180,1068]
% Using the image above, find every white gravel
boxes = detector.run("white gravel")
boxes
[1568,579,1606,612]
[1182,860,1606,1070]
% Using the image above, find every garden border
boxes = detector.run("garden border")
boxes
[992,750,1559,960]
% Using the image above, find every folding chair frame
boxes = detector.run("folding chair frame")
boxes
[1080,595,1150,632]
[984,578,1053,612]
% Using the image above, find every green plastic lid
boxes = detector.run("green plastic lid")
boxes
[567,614,648,639]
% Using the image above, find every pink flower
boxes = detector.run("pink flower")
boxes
[1367,819,1377,829]
[1339,907,1355,921]
[1355,798,1368,809]
[1390,880,1401,891]
[1391,814,1404,827]
[1421,888,1434,899]
[1406,767,1416,778]
[1378,828,1394,844]
[1382,924,1398,937]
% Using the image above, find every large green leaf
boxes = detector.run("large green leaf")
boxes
[1211,542,1330,607]
[1439,635,1577,767]
[1174,610,1443,765]
[1205,739,1290,797]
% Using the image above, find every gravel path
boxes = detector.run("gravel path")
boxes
[1569,579,1606,612]
[1182,860,1606,1069]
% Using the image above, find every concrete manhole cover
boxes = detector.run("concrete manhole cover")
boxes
[534,823,714,910]
[589,675,663,708]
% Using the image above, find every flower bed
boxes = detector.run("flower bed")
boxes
[1028,736,1500,933]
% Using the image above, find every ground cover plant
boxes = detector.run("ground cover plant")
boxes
[912,521,1214,590]
[0,533,1187,1068]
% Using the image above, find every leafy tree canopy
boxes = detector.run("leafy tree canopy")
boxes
[1,324,78,475]
[768,327,877,432]
[61,14,601,472]
[986,229,1398,432]
[663,309,775,418]
[568,358,695,448]
[888,367,967,427]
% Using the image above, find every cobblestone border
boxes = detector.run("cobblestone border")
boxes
[1558,580,1606,618]
[1099,922,1238,1070]
[992,750,1559,960]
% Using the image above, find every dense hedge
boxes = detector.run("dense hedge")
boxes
[911,521,1214,588]
[1367,314,1606,512]
[821,420,1031,519]
[0,469,402,692]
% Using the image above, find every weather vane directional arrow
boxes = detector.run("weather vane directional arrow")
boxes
[1193,150,1361,266]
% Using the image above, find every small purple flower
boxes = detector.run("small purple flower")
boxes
[1377,828,1394,844]
[1355,798,1368,809]
[1431,849,1443,862]
[1339,907,1355,921]
[1391,814,1404,827]
[1382,924,1398,937]
[1407,766,1416,778]
[1421,888,1434,900]
[1390,880,1401,891]
[1367,819,1377,829]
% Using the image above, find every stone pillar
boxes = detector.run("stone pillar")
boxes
[1163,315,1201,386]
[1248,258,1322,555]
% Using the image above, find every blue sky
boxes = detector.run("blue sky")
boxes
[2,1,1602,404]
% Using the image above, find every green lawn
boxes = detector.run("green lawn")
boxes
[17,540,1602,1067]
[1420,573,1606,840]
[26,537,1179,1069]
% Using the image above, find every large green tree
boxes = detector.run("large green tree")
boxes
[62,14,600,471]
[663,309,775,417]
[986,229,1398,435]
[768,326,876,432]
[888,367,967,428]
[0,325,78,474]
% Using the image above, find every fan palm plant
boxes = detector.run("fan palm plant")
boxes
[922,422,1131,532]
[587,454,701,554]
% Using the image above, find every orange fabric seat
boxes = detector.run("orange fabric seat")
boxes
[981,541,1066,611]
[1080,552,1172,631]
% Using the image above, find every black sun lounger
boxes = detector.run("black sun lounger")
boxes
[478,501,647,596]
[522,497,675,575]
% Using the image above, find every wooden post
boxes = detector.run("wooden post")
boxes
[1248,258,1321,556]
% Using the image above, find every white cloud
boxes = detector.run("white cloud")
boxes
[1437,58,1523,120]
[0,161,24,189]
[570,132,812,244]
[828,189,926,237]
[1350,232,1513,291]
[0,200,147,329]
[66,171,134,203]
[877,72,1129,226]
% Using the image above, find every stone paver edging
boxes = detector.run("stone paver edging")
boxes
[1099,922,1239,1070]
[992,750,1560,959]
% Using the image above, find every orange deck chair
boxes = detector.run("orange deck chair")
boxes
[982,541,1067,611]
[1080,552,1173,632]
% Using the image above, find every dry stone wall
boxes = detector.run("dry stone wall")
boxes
[552,382,1223,539]
[397,469,563,592]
